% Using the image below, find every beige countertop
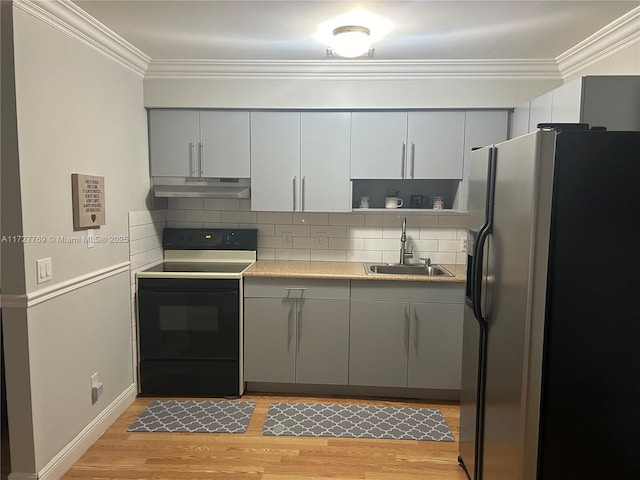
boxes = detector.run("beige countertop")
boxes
[243,260,465,283]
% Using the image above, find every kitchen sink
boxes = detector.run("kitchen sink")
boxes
[364,263,454,277]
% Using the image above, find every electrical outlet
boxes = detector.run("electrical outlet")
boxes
[317,232,327,247]
[282,231,293,247]
[90,372,103,404]
[460,236,468,252]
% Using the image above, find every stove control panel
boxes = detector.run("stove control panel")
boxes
[163,228,258,251]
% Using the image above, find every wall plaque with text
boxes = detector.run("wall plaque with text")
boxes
[72,174,105,228]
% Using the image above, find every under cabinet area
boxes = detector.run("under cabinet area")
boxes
[243,278,350,384]
[148,109,250,178]
[350,281,464,391]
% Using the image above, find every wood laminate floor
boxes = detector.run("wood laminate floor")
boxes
[62,394,469,480]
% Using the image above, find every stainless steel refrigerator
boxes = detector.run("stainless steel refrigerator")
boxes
[458,127,640,480]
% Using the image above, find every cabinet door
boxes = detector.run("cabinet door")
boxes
[250,112,301,211]
[511,103,531,139]
[149,110,199,177]
[528,91,552,132]
[199,111,250,178]
[550,78,582,124]
[351,112,408,179]
[349,300,409,387]
[408,302,464,390]
[296,298,349,384]
[300,112,351,212]
[243,298,295,383]
[408,111,465,179]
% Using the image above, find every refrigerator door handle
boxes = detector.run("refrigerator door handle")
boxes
[472,147,497,325]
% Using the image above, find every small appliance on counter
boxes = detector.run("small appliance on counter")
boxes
[136,228,257,398]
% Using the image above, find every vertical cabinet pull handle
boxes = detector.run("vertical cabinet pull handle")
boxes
[199,142,205,177]
[411,142,416,179]
[404,304,410,354]
[301,176,306,212]
[287,300,295,352]
[413,305,419,354]
[401,142,406,178]
[292,176,297,212]
[189,142,196,176]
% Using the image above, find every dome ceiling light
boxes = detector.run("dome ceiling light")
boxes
[316,10,392,59]
[328,25,372,58]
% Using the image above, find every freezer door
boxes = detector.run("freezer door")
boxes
[458,146,493,479]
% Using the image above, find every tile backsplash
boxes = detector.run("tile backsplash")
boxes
[166,198,469,265]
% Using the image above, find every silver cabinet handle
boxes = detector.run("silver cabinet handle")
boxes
[401,142,406,179]
[301,176,306,212]
[410,142,416,179]
[404,304,410,355]
[413,305,419,354]
[287,300,295,352]
[296,298,304,357]
[292,176,297,212]
[199,142,205,177]
[189,142,196,176]
[285,287,307,299]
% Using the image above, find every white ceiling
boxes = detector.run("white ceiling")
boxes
[72,1,639,62]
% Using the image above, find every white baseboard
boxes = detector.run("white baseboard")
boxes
[17,383,137,480]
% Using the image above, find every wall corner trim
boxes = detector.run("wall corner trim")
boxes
[13,0,150,77]
[556,6,640,79]
[36,383,137,480]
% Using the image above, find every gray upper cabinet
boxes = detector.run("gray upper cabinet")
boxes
[458,110,509,212]
[251,111,351,212]
[408,111,466,179]
[300,112,351,212]
[149,110,199,177]
[351,112,408,179]
[199,111,250,178]
[250,112,300,212]
[351,111,469,180]
[149,109,250,178]
[528,91,553,132]
[514,76,640,134]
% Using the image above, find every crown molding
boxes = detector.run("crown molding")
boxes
[13,0,150,77]
[556,6,640,79]
[145,58,561,81]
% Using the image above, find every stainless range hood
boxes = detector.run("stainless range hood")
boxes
[153,177,251,199]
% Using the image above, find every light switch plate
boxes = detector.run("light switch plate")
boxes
[36,257,52,283]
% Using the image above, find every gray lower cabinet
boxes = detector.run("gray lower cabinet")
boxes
[243,278,350,385]
[349,281,464,390]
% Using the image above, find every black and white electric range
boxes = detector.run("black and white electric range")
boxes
[136,228,257,397]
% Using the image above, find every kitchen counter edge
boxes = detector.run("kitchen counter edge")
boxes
[243,260,465,283]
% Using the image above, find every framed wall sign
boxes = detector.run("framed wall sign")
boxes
[71,173,105,228]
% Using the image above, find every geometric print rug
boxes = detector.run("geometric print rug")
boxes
[262,403,454,441]
[127,400,256,433]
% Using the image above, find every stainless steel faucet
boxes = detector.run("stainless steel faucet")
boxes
[399,217,413,264]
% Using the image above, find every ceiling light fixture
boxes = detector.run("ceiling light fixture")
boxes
[330,25,372,58]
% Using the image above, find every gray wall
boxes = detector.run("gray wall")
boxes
[2,4,149,477]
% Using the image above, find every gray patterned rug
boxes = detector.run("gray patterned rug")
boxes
[127,400,255,433]
[263,403,454,441]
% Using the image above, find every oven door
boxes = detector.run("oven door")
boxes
[137,278,239,361]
